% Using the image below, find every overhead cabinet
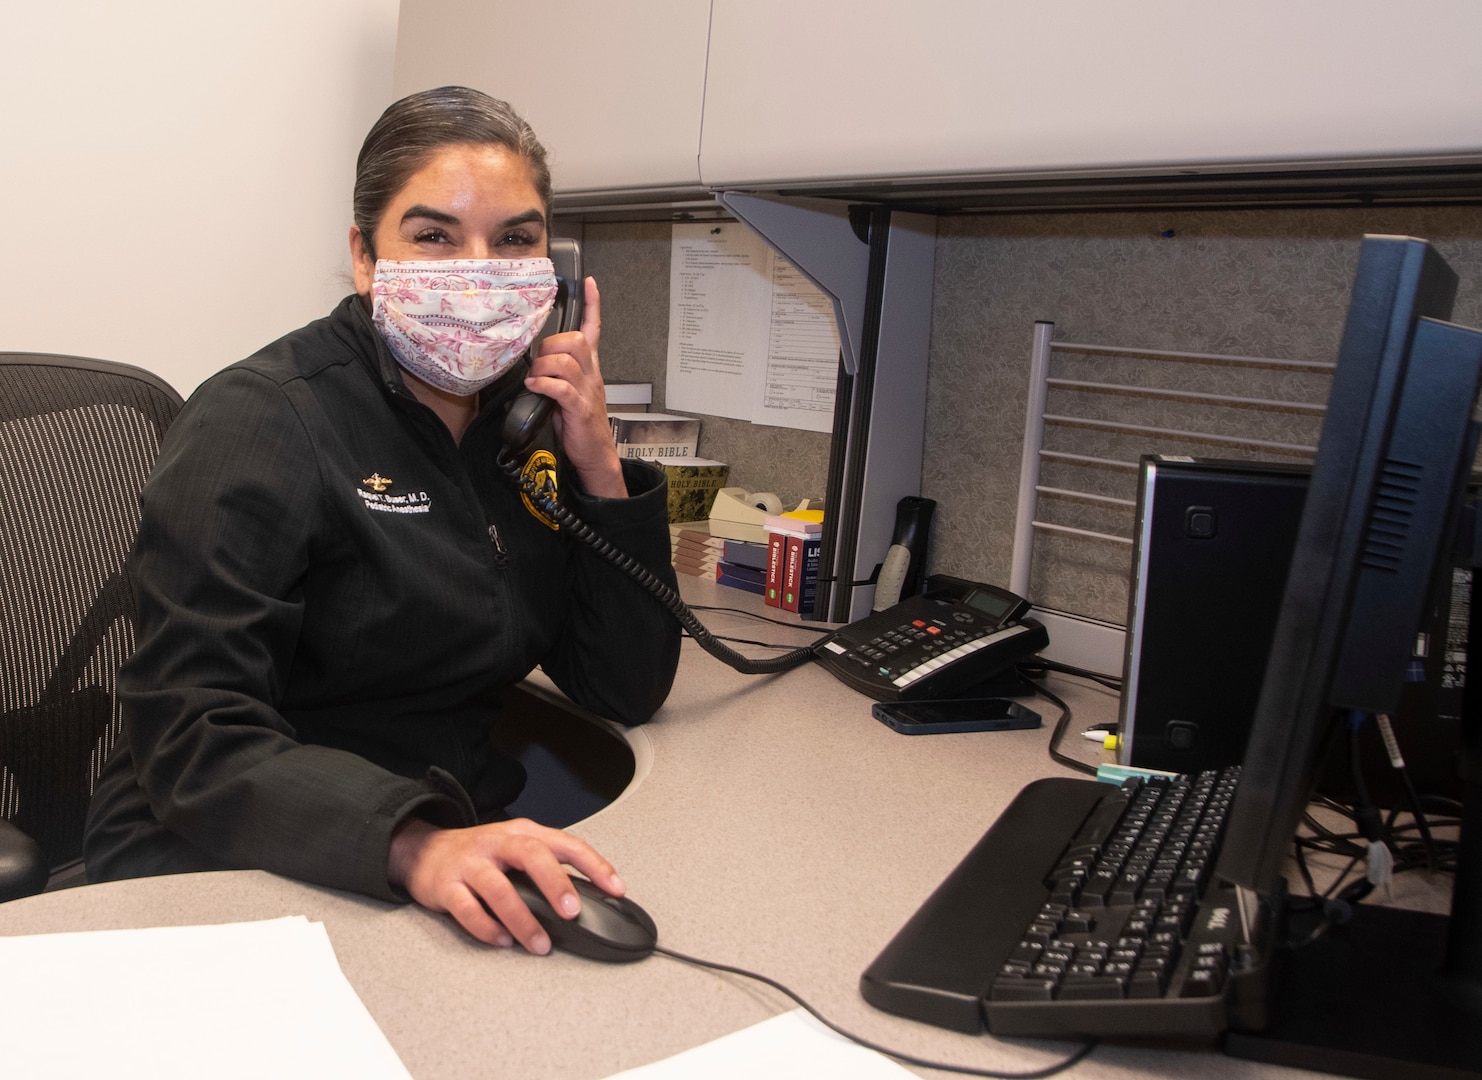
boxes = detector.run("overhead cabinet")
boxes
[392,0,711,203]
[396,1,1482,208]
[698,0,1482,191]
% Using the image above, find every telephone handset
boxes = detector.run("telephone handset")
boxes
[501,237,585,454]
[813,578,1047,702]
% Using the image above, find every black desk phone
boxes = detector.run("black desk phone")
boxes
[813,579,1047,701]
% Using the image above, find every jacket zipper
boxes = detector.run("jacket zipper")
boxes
[488,523,510,569]
[392,384,512,574]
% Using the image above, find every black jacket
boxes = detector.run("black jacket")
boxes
[84,295,681,901]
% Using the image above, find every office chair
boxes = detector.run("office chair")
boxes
[0,352,183,902]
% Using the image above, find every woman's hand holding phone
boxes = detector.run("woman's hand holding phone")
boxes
[526,277,626,498]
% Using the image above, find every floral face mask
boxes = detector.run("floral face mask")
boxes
[371,258,559,396]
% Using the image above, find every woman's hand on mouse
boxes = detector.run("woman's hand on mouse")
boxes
[388,816,626,952]
[526,277,627,499]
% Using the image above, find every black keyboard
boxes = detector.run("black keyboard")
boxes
[861,767,1268,1038]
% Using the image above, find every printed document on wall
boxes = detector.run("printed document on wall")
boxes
[666,222,838,433]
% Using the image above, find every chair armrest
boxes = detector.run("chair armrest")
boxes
[0,818,48,902]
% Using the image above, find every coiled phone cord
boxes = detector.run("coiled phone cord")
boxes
[497,448,816,675]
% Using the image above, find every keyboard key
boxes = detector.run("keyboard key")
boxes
[1141,942,1176,966]
[1129,970,1166,998]
[1048,883,1081,907]
[1061,910,1097,933]
[1110,873,1145,906]
[1081,869,1120,905]
[1149,929,1180,952]
[1023,920,1058,946]
[990,977,1057,1002]
[1179,967,1225,998]
[1058,975,1126,1000]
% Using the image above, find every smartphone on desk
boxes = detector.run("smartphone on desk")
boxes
[872,698,1042,735]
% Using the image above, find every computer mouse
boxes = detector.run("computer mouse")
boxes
[503,870,658,963]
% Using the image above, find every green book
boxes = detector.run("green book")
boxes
[644,458,731,523]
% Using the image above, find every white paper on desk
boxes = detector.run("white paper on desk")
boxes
[0,915,411,1080]
[666,223,838,433]
[602,1009,916,1079]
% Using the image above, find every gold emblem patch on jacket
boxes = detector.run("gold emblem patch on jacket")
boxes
[519,449,559,530]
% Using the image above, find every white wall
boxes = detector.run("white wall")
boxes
[0,1,401,397]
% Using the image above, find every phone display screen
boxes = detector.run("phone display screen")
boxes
[871,698,1042,735]
[963,588,1015,621]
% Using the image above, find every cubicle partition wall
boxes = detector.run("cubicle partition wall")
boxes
[1008,323,1332,671]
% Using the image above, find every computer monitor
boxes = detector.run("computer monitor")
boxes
[1216,235,1482,1078]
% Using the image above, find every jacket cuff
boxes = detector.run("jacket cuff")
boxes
[565,458,668,530]
[375,767,478,904]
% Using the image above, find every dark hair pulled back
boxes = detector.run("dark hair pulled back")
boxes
[353,86,552,258]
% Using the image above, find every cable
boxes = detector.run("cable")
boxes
[681,603,835,651]
[1374,712,1440,871]
[1287,783,1462,947]
[1019,657,1122,692]
[687,603,829,633]
[653,946,1097,1078]
[1025,678,1097,777]
[498,448,815,675]
[685,629,814,651]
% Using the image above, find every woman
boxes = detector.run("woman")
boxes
[84,87,681,955]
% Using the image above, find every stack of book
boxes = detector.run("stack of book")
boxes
[643,458,731,524]
[713,537,769,596]
[604,380,652,412]
[764,510,824,614]
[670,521,723,579]
[609,412,700,461]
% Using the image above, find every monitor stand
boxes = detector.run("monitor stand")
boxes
[1225,536,1482,1080]
[1222,900,1481,1080]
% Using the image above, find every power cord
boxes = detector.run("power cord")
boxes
[688,629,821,651]
[1020,657,1123,693]
[1289,708,1460,887]
[654,945,1098,1078]
[682,603,834,652]
[1021,667,1099,778]
[687,603,828,632]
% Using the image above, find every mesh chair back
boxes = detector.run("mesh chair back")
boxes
[0,353,183,872]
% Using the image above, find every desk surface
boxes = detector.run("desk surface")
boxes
[0,579,1424,1079]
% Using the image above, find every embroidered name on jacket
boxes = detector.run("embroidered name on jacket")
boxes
[359,474,431,514]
